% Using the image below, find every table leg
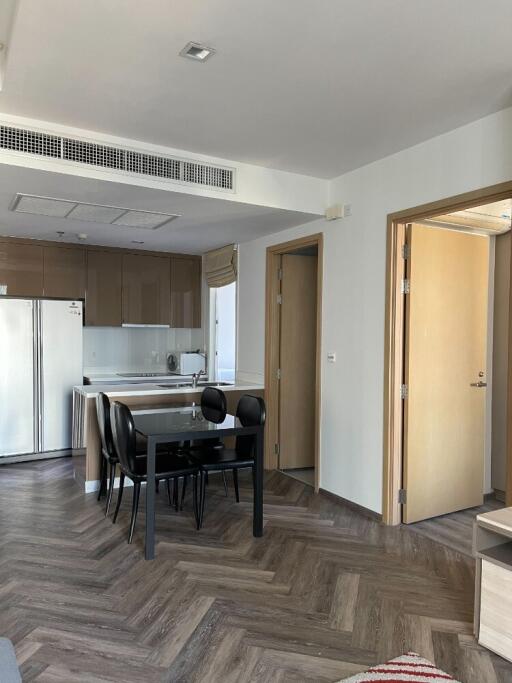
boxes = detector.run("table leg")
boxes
[145,437,156,560]
[253,428,264,537]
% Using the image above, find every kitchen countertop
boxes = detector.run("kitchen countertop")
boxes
[74,381,264,398]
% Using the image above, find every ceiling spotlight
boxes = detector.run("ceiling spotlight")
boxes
[77,233,88,241]
[179,41,215,62]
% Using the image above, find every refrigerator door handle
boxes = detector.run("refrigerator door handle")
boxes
[37,301,44,451]
[32,302,40,452]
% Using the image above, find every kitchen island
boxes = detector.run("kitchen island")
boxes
[72,381,265,491]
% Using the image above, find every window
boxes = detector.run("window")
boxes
[210,281,236,381]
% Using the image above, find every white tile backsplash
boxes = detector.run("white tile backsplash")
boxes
[84,326,204,374]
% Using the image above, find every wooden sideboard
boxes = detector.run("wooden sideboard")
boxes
[474,507,512,662]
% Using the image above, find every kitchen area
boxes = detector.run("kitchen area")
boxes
[0,234,263,491]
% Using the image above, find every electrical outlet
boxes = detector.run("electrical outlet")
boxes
[327,352,336,363]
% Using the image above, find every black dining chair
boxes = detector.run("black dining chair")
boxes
[191,394,266,528]
[110,401,201,543]
[96,392,167,516]
[181,387,230,499]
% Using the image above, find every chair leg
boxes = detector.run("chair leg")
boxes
[199,471,207,529]
[180,475,187,511]
[222,470,228,496]
[128,482,141,544]
[192,474,200,529]
[166,479,172,506]
[112,472,125,523]
[155,479,160,494]
[173,478,179,511]
[97,457,106,500]
[233,469,240,503]
[105,462,116,517]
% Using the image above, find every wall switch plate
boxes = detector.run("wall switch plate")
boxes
[327,352,336,363]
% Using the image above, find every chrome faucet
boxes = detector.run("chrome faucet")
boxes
[191,370,205,388]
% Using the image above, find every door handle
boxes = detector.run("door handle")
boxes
[470,381,487,387]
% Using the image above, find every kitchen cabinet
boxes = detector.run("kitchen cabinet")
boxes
[170,257,201,328]
[43,246,86,299]
[122,254,171,325]
[86,250,123,326]
[0,241,44,297]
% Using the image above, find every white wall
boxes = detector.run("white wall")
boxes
[237,106,512,514]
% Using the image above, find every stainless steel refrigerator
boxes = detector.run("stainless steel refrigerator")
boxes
[0,298,83,457]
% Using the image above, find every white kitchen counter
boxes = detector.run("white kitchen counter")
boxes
[74,381,264,398]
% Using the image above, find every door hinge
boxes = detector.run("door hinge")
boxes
[401,278,410,294]
[401,244,410,260]
[277,368,281,380]
[400,384,408,399]
[277,294,282,304]
[274,442,280,455]
[398,488,407,504]
[278,268,283,280]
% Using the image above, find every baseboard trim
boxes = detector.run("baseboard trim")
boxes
[0,450,72,465]
[319,488,382,522]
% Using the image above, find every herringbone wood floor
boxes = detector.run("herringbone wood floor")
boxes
[0,458,511,683]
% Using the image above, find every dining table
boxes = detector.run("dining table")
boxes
[132,403,265,560]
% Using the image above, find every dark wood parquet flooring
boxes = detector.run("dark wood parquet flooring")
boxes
[0,457,510,683]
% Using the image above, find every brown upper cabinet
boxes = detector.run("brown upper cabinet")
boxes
[122,254,171,325]
[0,241,44,297]
[86,250,123,326]
[43,246,86,300]
[170,257,202,328]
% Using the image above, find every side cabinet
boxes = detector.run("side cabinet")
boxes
[122,254,171,325]
[170,257,202,328]
[86,250,123,326]
[0,241,44,296]
[43,246,86,299]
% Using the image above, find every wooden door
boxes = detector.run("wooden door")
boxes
[43,246,86,299]
[170,257,201,328]
[278,254,317,469]
[85,250,123,326]
[403,223,489,523]
[122,254,170,325]
[0,241,43,296]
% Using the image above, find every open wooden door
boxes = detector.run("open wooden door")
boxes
[403,223,489,523]
[278,253,317,469]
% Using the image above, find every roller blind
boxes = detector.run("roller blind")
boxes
[204,244,237,288]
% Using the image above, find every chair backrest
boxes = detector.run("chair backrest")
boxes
[96,392,115,458]
[110,401,138,474]
[201,386,227,424]
[235,394,266,457]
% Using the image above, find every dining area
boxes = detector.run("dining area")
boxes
[94,387,266,559]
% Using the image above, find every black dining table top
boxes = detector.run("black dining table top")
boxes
[133,405,260,440]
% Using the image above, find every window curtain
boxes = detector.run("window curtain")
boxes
[204,244,237,288]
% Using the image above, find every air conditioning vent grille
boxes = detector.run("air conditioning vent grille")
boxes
[63,138,126,170]
[0,124,234,191]
[0,125,61,158]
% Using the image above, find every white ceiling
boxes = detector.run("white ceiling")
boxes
[0,164,318,253]
[2,0,512,179]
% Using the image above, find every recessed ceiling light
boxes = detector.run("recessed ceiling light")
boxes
[179,41,215,62]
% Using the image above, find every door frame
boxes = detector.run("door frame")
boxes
[383,181,512,525]
[264,233,323,491]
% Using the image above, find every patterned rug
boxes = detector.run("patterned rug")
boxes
[339,652,460,682]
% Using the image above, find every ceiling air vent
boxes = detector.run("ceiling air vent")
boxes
[0,124,235,191]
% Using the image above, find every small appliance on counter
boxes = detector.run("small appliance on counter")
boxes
[167,351,206,376]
